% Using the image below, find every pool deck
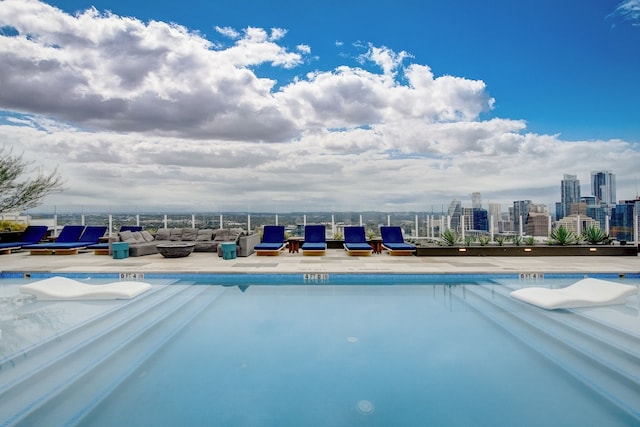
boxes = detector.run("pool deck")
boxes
[1,248,638,276]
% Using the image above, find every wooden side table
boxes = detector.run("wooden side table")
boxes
[370,239,383,254]
[288,237,302,253]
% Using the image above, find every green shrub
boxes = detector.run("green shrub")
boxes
[549,225,579,245]
[582,225,608,245]
[478,236,490,246]
[0,221,25,231]
[524,236,536,245]
[441,229,460,246]
[464,235,475,246]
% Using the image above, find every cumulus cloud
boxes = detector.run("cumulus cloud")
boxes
[614,0,640,25]
[0,0,638,211]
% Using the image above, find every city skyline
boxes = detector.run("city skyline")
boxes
[1,1,639,212]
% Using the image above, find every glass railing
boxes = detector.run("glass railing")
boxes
[2,205,637,244]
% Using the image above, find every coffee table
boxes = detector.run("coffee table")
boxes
[156,243,195,258]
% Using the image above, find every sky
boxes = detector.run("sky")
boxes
[0,0,639,213]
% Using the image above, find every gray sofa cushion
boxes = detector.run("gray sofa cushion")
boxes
[182,228,198,241]
[141,230,155,242]
[132,231,146,243]
[196,229,214,241]
[213,229,230,242]
[119,230,137,244]
[155,229,170,240]
[170,228,183,241]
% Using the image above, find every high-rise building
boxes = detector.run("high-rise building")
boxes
[472,208,489,231]
[488,203,501,220]
[447,200,462,231]
[525,212,550,237]
[561,174,581,218]
[512,200,531,234]
[591,171,616,205]
[610,198,640,242]
[471,192,482,209]
[554,202,562,221]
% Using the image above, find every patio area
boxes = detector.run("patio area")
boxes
[1,248,638,276]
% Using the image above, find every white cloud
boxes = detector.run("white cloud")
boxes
[360,44,412,77]
[215,26,240,39]
[296,44,311,54]
[615,0,640,25]
[0,0,638,212]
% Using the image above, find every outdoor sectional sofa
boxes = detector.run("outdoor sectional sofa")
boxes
[110,228,260,257]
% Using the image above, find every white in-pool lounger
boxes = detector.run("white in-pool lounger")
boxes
[20,276,152,300]
[510,278,637,310]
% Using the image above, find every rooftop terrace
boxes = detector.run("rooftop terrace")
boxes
[1,249,638,277]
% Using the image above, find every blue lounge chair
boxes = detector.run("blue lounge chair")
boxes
[302,224,327,256]
[255,225,286,256]
[343,226,373,256]
[24,225,107,255]
[380,226,416,256]
[0,225,49,254]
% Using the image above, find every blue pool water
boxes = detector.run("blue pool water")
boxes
[0,276,639,426]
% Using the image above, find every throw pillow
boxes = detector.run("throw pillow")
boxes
[141,230,155,242]
[132,231,146,243]
[119,230,137,244]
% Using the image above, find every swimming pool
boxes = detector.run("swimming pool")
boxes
[1,275,639,426]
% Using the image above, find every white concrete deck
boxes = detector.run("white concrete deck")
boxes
[1,248,638,276]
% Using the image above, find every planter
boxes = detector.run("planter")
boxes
[414,245,638,257]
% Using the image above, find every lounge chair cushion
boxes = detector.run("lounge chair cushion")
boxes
[302,242,326,251]
[255,242,285,251]
[380,226,406,244]
[15,226,49,244]
[304,225,326,244]
[383,242,416,251]
[20,276,152,300]
[510,278,637,310]
[344,243,372,251]
[54,225,86,243]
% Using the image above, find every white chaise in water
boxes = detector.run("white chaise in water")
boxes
[510,277,637,310]
[20,276,152,300]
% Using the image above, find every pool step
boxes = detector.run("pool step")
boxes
[0,283,225,427]
[0,281,173,373]
[457,283,640,421]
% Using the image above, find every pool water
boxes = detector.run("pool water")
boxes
[1,278,639,426]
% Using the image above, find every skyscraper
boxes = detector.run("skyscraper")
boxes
[512,200,531,233]
[561,174,580,218]
[471,192,482,209]
[591,170,616,205]
[447,199,462,231]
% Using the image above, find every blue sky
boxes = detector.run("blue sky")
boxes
[43,0,640,141]
[0,0,639,212]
